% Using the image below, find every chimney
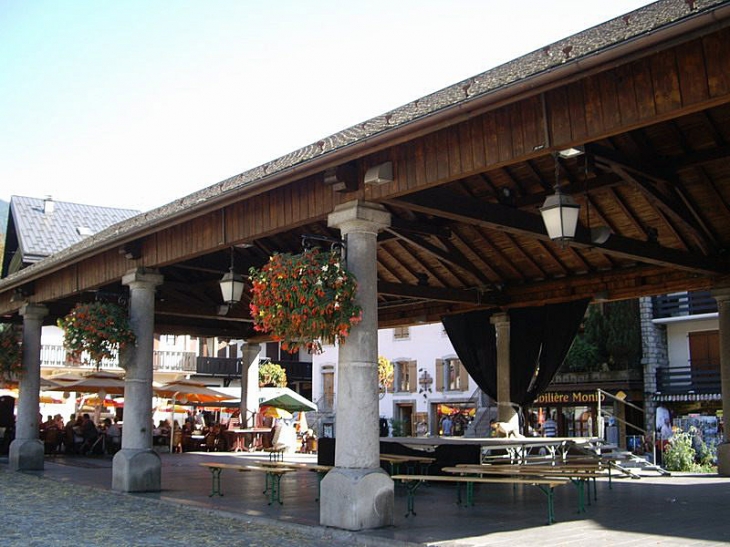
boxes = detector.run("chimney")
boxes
[43,196,54,215]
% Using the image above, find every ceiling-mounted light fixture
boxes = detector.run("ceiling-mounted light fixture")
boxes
[219,247,245,305]
[540,155,580,245]
[557,146,584,159]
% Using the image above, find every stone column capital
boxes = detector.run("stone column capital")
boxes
[122,268,164,290]
[490,312,509,327]
[19,303,48,321]
[712,287,730,303]
[327,200,391,236]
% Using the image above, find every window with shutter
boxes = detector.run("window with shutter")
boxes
[458,361,469,391]
[435,359,444,391]
[394,326,410,340]
[408,361,417,393]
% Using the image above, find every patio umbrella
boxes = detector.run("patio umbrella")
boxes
[78,395,123,408]
[258,387,317,413]
[261,406,293,420]
[50,371,126,396]
[1,376,63,390]
[50,371,126,423]
[155,380,233,452]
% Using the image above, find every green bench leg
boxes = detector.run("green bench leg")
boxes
[403,480,423,517]
[315,471,326,502]
[266,473,284,505]
[207,467,224,497]
[536,485,557,525]
[569,479,586,513]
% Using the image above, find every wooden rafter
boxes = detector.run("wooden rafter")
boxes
[386,188,726,275]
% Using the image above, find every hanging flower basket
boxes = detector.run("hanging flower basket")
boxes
[57,301,136,369]
[0,323,22,385]
[248,248,362,354]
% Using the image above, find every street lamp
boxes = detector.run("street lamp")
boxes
[540,155,580,245]
[219,248,245,305]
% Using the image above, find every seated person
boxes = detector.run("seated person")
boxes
[104,417,122,454]
[79,413,100,455]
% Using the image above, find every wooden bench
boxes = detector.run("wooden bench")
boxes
[380,454,436,475]
[199,462,251,497]
[244,464,299,505]
[246,460,333,501]
[391,474,569,524]
[263,446,285,462]
[451,464,611,513]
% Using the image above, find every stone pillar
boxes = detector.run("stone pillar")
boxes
[113,269,163,492]
[491,312,517,427]
[240,343,261,428]
[9,304,48,471]
[712,288,730,476]
[321,200,393,530]
[639,296,668,447]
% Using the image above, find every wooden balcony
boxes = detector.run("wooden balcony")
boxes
[652,291,717,319]
[40,344,197,373]
[196,356,241,376]
[655,366,721,395]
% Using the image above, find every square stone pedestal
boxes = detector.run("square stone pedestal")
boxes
[320,467,393,530]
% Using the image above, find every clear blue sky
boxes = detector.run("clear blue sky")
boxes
[1,1,652,212]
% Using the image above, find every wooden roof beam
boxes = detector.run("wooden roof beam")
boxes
[377,281,494,305]
[385,188,726,275]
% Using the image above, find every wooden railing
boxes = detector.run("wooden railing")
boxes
[652,291,717,319]
[40,344,197,373]
[196,356,241,376]
[655,366,721,394]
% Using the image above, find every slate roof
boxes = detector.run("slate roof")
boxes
[8,196,140,263]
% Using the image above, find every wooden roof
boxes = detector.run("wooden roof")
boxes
[1,0,729,338]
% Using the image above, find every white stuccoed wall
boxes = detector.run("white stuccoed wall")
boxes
[313,322,478,430]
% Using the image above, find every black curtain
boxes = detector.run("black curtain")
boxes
[442,299,589,406]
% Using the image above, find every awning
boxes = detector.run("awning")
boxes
[258,387,317,412]
[652,393,721,402]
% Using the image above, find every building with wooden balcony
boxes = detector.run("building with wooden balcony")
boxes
[642,291,722,449]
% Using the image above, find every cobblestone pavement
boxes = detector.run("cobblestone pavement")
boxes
[3,454,730,547]
[0,468,408,547]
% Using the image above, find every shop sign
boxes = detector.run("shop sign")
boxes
[534,391,607,405]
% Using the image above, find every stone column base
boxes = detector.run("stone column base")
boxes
[718,443,730,477]
[112,448,161,492]
[9,439,44,471]
[320,467,394,530]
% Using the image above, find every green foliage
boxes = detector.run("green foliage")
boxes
[564,305,608,372]
[583,305,609,355]
[564,335,603,372]
[258,362,287,387]
[605,300,642,370]
[663,431,696,472]
[663,428,716,473]
[389,418,409,437]
[563,301,642,373]
[0,323,22,384]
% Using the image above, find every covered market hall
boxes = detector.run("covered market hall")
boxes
[1,0,730,532]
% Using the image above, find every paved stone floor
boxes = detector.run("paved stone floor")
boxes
[2,451,729,546]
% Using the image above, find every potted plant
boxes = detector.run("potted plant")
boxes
[248,247,362,354]
[0,323,22,385]
[57,301,136,369]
